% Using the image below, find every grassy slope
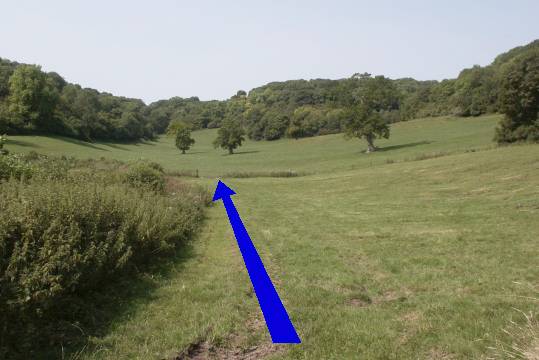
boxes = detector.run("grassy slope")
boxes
[7,115,539,359]
[8,115,497,177]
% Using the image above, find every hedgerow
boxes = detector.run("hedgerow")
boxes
[0,155,209,357]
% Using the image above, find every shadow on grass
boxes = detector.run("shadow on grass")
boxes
[48,136,111,151]
[181,151,207,155]
[53,136,159,152]
[15,240,198,359]
[94,139,162,151]
[100,142,130,151]
[6,139,40,148]
[135,140,158,146]
[377,141,432,152]
[222,150,261,156]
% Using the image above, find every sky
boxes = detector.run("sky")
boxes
[2,0,538,104]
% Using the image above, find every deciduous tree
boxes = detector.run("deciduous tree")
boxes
[343,104,389,153]
[213,119,245,154]
[495,50,539,143]
[175,124,195,154]
[7,65,59,131]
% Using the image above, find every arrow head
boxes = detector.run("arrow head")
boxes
[212,180,236,202]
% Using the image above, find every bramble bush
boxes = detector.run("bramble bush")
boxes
[123,160,166,192]
[0,153,35,181]
[0,155,208,357]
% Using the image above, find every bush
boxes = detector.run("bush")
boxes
[123,161,166,192]
[0,154,209,356]
[0,178,207,356]
[0,154,35,181]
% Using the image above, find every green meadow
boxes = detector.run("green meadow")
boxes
[8,115,497,177]
[6,114,539,359]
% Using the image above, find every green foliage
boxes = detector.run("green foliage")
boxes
[123,161,166,192]
[451,65,497,116]
[0,155,208,356]
[174,124,195,154]
[495,49,539,143]
[343,105,390,152]
[148,97,226,133]
[213,119,245,154]
[166,119,185,136]
[7,65,60,132]
[0,179,206,356]
[0,153,35,181]
[57,84,151,141]
[0,59,154,141]
[1,40,539,144]
[288,106,324,139]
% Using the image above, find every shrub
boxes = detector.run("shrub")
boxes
[22,150,40,161]
[0,154,35,181]
[0,135,6,151]
[123,161,166,192]
[0,178,207,355]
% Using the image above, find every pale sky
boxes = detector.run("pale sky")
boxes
[2,0,538,104]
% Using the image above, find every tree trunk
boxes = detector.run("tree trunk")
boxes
[365,134,376,153]
[228,148,233,155]
[182,149,186,154]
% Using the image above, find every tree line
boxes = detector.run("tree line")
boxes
[1,39,537,146]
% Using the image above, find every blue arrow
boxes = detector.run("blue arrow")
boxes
[213,180,301,344]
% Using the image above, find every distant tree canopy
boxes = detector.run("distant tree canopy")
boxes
[147,97,226,133]
[495,49,539,143]
[213,119,245,154]
[0,39,537,143]
[7,65,59,132]
[0,59,154,141]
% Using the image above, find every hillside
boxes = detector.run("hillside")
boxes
[1,39,538,143]
[3,115,539,359]
[7,114,500,177]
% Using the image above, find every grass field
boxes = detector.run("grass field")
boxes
[6,115,539,359]
[7,115,498,177]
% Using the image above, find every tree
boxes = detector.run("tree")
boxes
[343,104,389,153]
[0,101,9,133]
[213,119,245,154]
[495,50,539,143]
[287,106,324,139]
[7,65,59,131]
[175,124,195,154]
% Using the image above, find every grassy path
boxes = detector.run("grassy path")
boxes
[77,143,539,359]
[77,205,268,359]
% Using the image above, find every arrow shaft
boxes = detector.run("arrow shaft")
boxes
[221,196,300,343]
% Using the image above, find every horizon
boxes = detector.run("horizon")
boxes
[2,1,538,104]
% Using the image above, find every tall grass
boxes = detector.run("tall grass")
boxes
[490,284,538,359]
[219,170,308,178]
